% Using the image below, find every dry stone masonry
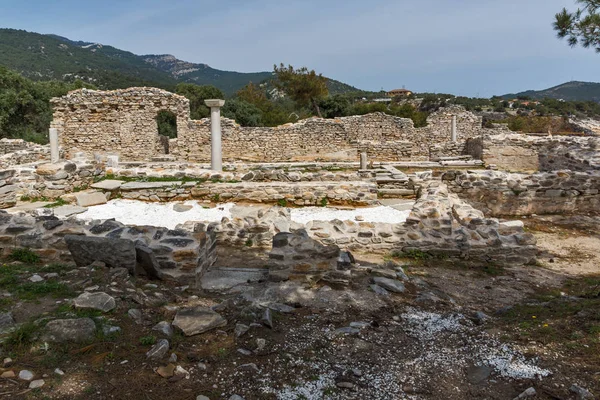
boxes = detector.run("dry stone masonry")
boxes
[50,87,486,163]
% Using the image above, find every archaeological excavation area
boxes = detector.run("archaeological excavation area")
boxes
[0,87,598,400]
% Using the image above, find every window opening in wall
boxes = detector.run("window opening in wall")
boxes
[156,110,177,154]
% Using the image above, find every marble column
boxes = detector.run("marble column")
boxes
[49,128,59,163]
[204,99,226,171]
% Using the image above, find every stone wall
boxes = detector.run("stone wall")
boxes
[0,139,31,154]
[50,88,191,160]
[483,133,600,172]
[0,211,216,285]
[191,182,536,265]
[443,169,600,216]
[51,88,485,163]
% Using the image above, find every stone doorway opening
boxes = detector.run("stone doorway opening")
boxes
[155,110,177,154]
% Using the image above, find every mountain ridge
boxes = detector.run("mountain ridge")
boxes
[0,28,360,95]
[501,81,600,102]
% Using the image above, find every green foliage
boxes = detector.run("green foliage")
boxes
[4,322,38,350]
[273,64,329,117]
[44,198,69,208]
[318,95,351,118]
[0,65,95,142]
[9,248,40,264]
[139,335,157,346]
[319,197,328,207]
[175,83,224,119]
[554,1,600,52]
[156,110,177,138]
[277,199,288,207]
[222,99,263,127]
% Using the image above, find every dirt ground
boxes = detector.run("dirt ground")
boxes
[0,215,598,400]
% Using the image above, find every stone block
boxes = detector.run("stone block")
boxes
[76,192,107,207]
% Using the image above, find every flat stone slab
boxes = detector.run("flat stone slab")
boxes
[200,268,268,291]
[372,277,406,293]
[52,205,88,217]
[65,235,137,272]
[120,181,182,190]
[76,192,107,207]
[91,180,123,190]
[4,202,54,213]
[172,307,227,336]
[42,318,96,342]
[73,292,116,312]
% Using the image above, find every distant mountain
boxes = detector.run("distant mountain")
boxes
[0,28,362,95]
[502,81,600,102]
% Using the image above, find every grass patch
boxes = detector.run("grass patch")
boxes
[139,335,157,346]
[44,198,69,208]
[4,322,38,350]
[14,282,76,300]
[9,248,41,264]
[499,275,600,365]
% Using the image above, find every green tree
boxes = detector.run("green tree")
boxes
[318,95,351,118]
[273,64,328,117]
[175,83,224,119]
[222,99,263,127]
[554,0,600,52]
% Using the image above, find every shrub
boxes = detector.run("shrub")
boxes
[9,248,41,264]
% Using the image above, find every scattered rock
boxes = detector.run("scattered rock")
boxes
[513,387,536,400]
[29,379,44,389]
[156,364,175,378]
[335,327,360,335]
[18,370,34,381]
[29,274,44,282]
[54,369,65,376]
[336,381,355,389]
[152,321,173,337]
[371,277,405,293]
[172,307,227,336]
[146,339,170,360]
[196,396,210,400]
[128,308,143,322]
[2,358,12,368]
[0,313,15,333]
[73,292,116,312]
[229,396,245,400]
[173,204,193,212]
[75,192,107,207]
[267,303,295,313]
[1,371,15,379]
[235,323,250,338]
[237,348,252,356]
[102,325,121,335]
[261,308,273,329]
[370,284,390,296]
[570,384,595,400]
[43,318,96,343]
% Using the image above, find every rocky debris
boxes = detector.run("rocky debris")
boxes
[237,363,259,373]
[371,277,406,293]
[75,191,108,207]
[29,379,45,389]
[570,384,595,400]
[172,307,227,336]
[466,365,493,384]
[1,371,15,378]
[0,312,15,333]
[43,318,97,343]
[173,203,193,212]
[261,308,273,329]
[156,363,175,378]
[513,387,536,399]
[370,284,390,296]
[29,274,44,282]
[196,396,210,400]
[152,321,173,337]
[73,292,116,312]
[146,339,170,360]
[18,370,34,381]
[229,395,245,400]
[128,308,143,323]
[65,235,137,273]
[102,325,121,335]
[235,323,250,338]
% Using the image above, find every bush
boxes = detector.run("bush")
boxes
[9,248,40,264]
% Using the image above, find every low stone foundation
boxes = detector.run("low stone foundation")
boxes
[0,211,216,285]
[443,169,600,216]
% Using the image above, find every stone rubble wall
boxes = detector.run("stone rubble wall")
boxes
[50,88,192,160]
[179,183,536,265]
[442,169,600,216]
[483,133,600,172]
[114,180,378,206]
[0,139,34,154]
[51,88,485,163]
[0,143,50,168]
[0,211,216,285]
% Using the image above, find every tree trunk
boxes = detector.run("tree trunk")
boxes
[312,98,323,118]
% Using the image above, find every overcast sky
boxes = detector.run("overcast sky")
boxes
[1,0,598,97]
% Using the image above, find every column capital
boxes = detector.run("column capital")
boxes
[204,99,225,108]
